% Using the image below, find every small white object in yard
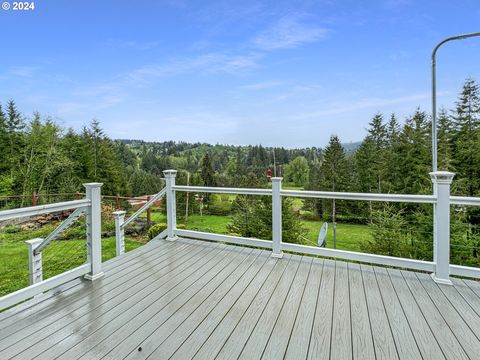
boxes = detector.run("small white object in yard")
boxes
[318,222,328,247]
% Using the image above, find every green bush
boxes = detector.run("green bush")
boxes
[147,223,186,239]
[147,223,167,239]
[4,225,21,234]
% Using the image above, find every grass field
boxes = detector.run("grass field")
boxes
[149,211,372,252]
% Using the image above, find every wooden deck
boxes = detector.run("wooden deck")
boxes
[1,238,480,360]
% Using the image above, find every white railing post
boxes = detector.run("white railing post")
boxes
[25,238,43,285]
[84,183,104,281]
[430,171,455,285]
[271,177,283,258]
[113,210,126,256]
[163,169,178,241]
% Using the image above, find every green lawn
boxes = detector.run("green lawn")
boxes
[300,220,372,252]
[149,211,372,252]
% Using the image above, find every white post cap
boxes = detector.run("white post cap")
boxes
[163,169,177,177]
[429,171,455,184]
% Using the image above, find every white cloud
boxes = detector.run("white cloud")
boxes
[103,39,160,51]
[253,15,328,51]
[9,66,37,77]
[125,52,260,84]
[291,93,434,119]
[240,81,283,90]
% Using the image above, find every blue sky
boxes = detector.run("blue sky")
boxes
[0,0,479,147]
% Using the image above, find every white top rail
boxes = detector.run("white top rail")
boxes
[172,185,436,204]
[0,199,91,222]
[450,196,480,206]
[281,189,436,203]
[172,185,272,196]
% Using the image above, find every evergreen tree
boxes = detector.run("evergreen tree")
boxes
[451,78,480,196]
[437,108,454,171]
[0,104,8,173]
[5,100,25,177]
[200,153,216,187]
[320,135,348,222]
[396,108,431,194]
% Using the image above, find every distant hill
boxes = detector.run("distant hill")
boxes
[341,141,362,153]
[118,139,362,153]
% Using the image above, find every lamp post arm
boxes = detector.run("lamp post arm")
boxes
[431,31,480,172]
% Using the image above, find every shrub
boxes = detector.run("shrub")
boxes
[4,224,21,234]
[147,223,167,239]
[147,223,187,239]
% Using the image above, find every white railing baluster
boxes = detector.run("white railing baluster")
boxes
[113,210,126,256]
[271,177,283,258]
[164,170,178,241]
[25,238,43,285]
[84,182,104,281]
[430,171,455,285]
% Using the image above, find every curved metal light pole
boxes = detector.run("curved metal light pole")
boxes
[431,31,480,171]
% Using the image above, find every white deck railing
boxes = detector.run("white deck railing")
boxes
[3,169,478,311]
[0,183,104,310]
[147,169,480,284]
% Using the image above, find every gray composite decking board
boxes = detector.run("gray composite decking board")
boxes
[400,270,469,360]
[0,240,184,336]
[348,263,375,360]
[132,249,264,359]
[415,272,480,359]
[13,242,224,360]
[170,252,278,360]
[463,278,480,299]
[283,258,324,360]
[307,258,335,360]
[260,256,312,359]
[386,269,444,360]
[0,238,174,325]
[360,265,398,360]
[86,246,253,360]
[49,243,234,360]
[436,277,480,338]
[330,260,352,360]
[236,256,303,360]
[147,250,270,359]
[195,254,292,360]
[0,241,202,357]
[374,267,422,360]
[452,278,480,316]
[213,255,295,360]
